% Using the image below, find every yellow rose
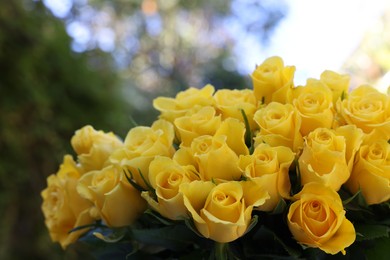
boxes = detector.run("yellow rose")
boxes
[153,84,215,122]
[338,85,390,139]
[141,156,199,220]
[180,180,269,243]
[334,125,364,171]
[215,118,249,156]
[190,135,242,181]
[287,182,355,255]
[320,70,350,105]
[345,139,390,205]
[251,56,295,104]
[71,125,123,172]
[110,119,175,189]
[213,89,258,129]
[239,143,294,211]
[174,106,221,146]
[293,79,334,136]
[41,155,94,249]
[77,165,147,227]
[298,128,350,191]
[254,102,303,152]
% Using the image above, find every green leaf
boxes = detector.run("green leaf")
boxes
[144,209,175,226]
[355,224,390,242]
[184,217,204,238]
[341,90,346,101]
[130,224,198,251]
[269,199,287,215]
[68,221,106,234]
[123,169,146,192]
[365,237,390,260]
[93,227,127,243]
[128,115,138,128]
[138,168,155,194]
[244,215,258,235]
[253,226,301,258]
[240,109,254,154]
[342,189,362,206]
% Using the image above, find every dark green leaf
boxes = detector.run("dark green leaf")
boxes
[365,237,390,260]
[355,224,389,242]
[130,224,198,251]
[269,199,287,215]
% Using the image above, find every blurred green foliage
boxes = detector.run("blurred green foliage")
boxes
[0,1,130,259]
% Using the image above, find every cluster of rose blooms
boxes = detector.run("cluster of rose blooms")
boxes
[41,56,390,255]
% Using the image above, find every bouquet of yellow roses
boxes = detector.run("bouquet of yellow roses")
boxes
[41,56,390,259]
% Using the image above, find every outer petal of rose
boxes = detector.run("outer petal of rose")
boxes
[346,162,390,205]
[240,180,270,208]
[101,182,146,227]
[62,208,95,249]
[215,118,249,156]
[180,181,215,237]
[299,160,350,191]
[318,218,356,255]
[201,204,247,243]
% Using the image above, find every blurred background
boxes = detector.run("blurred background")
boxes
[0,0,389,259]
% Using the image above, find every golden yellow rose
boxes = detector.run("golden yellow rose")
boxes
[345,138,390,205]
[239,143,294,211]
[213,89,258,129]
[251,56,295,104]
[41,155,94,249]
[153,84,215,122]
[298,128,350,191]
[110,119,175,189]
[338,85,390,139]
[254,102,303,152]
[190,135,242,181]
[320,70,350,105]
[71,125,123,172]
[287,182,355,255]
[141,156,199,220]
[174,106,221,146]
[180,180,269,243]
[293,79,334,136]
[77,165,147,227]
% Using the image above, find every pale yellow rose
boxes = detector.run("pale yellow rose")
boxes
[251,56,295,104]
[180,180,269,243]
[239,143,294,211]
[254,102,303,152]
[174,106,221,146]
[190,135,242,181]
[213,89,258,129]
[110,119,175,189]
[345,139,390,205]
[71,125,123,172]
[320,70,350,104]
[293,79,334,136]
[141,156,199,220]
[41,155,95,249]
[338,85,390,139]
[298,128,350,191]
[77,165,147,227]
[287,183,355,255]
[153,84,215,122]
